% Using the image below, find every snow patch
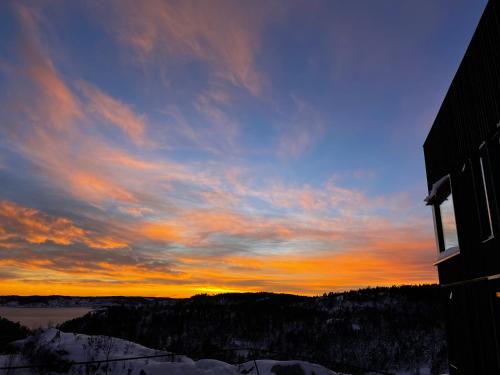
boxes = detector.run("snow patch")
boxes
[0,329,343,375]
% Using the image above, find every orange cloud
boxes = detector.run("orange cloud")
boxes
[168,210,299,247]
[0,200,127,250]
[3,3,200,211]
[106,0,270,94]
[15,5,82,131]
[139,222,184,243]
[77,81,147,145]
[70,171,137,205]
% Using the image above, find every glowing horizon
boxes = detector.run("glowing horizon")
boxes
[0,0,487,297]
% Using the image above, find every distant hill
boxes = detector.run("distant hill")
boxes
[58,285,448,374]
[0,295,170,308]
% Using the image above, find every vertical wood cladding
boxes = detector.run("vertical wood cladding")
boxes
[424,0,500,186]
[425,0,500,284]
[424,1,500,373]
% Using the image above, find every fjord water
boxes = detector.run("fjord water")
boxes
[0,307,91,329]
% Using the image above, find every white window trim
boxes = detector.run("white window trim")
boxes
[434,245,460,265]
[478,146,495,241]
[428,174,460,262]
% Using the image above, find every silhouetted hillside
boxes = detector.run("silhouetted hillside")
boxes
[60,285,448,374]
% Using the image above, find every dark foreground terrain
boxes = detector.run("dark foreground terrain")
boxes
[0,316,30,352]
[53,285,448,374]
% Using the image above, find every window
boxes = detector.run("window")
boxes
[426,175,459,256]
[475,142,496,241]
[439,192,459,251]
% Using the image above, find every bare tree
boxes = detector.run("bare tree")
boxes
[102,336,114,375]
[83,337,101,375]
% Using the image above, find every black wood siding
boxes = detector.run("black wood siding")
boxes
[424,0,500,187]
[424,2,500,373]
[424,0,500,283]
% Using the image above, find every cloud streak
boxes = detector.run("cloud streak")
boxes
[77,81,147,146]
[105,0,270,94]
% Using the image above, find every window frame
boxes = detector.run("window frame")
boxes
[427,175,460,262]
[471,141,498,243]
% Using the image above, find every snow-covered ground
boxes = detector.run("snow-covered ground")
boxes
[0,329,343,375]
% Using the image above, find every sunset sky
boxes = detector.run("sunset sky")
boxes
[0,0,487,297]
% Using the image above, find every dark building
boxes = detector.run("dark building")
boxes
[423,0,500,373]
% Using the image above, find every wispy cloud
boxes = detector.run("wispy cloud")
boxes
[276,97,326,158]
[2,5,152,206]
[77,81,147,146]
[104,0,271,95]
[9,5,82,132]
